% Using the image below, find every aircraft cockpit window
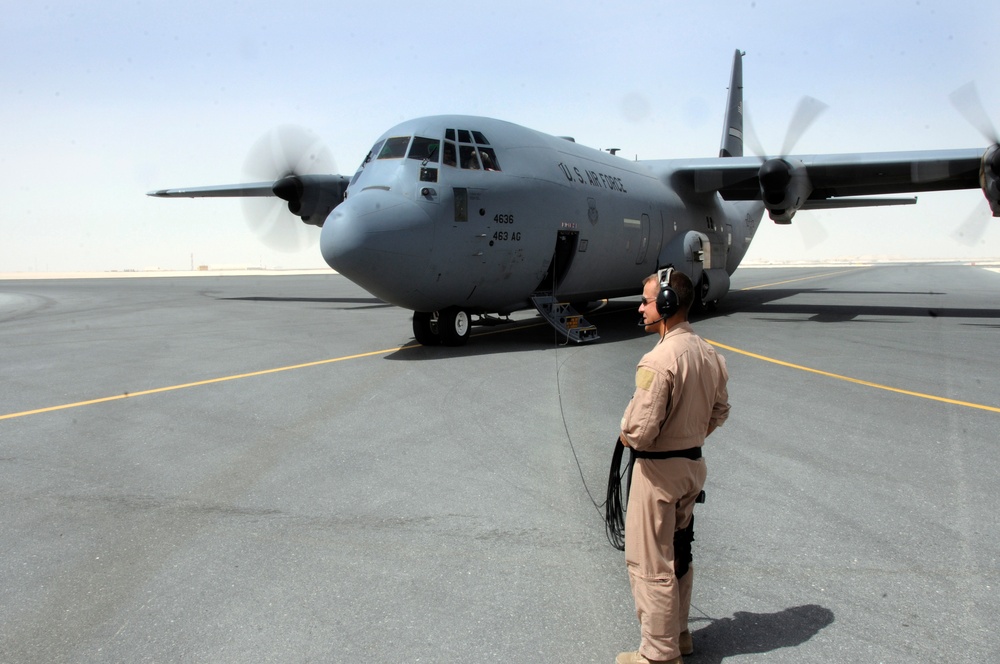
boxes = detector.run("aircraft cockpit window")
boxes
[479,147,500,171]
[365,140,384,165]
[378,136,411,159]
[407,137,440,163]
[445,129,501,171]
[443,141,457,167]
[460,145,481,170]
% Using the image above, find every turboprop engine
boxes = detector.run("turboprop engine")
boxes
[273,174,351,227]
[980,144,1000,216]
[758,157,812,224]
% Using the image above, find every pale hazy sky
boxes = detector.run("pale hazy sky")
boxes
[2,0,997,272]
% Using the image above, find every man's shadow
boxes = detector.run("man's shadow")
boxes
[686,604,834,662]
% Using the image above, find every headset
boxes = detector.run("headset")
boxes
[639,266,680,327]
[655,266,680,319]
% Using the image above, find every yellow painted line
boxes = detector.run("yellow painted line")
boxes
[738,266,870,291]
[707,339,1000,414]
[0,345,418,421]
[1,315,560,422]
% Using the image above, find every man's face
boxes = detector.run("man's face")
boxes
[638,280,662,333]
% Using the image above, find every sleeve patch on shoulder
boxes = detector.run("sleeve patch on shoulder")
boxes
[635,367,655,391]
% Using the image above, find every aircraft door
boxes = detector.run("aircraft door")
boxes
[535,230,578,293]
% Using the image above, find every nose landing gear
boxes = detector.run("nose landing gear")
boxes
[412,307,471,346]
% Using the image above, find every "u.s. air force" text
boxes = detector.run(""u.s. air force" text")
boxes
[558,163,628,193]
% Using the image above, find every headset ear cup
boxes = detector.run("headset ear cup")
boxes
[656,286,679,318]
[654,266,679,319]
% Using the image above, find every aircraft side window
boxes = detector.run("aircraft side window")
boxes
[377,136,411,159]
[479,147,500,171]
[472,131,490,145]
[442,141,457,167]
[460,145,481,170]
[407,137,440,163]
[358,140,385,169]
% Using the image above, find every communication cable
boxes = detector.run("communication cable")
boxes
[548,266,628,538]
[552,334,607,519]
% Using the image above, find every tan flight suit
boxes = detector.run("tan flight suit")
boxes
[620,321,730,662]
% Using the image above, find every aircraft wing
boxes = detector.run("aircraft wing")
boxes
[148,182,276,198]
[148,174,351,226]
[670,147,993,222]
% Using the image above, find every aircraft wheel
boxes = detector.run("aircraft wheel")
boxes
[412,311,441,346]
[438,307,471,346]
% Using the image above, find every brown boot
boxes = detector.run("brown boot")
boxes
[679,630,693,656]
[615,651,682,664]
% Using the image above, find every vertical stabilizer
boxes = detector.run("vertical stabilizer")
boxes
[719,50,744,158]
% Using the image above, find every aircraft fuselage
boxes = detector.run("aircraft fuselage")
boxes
[321,115,763,316]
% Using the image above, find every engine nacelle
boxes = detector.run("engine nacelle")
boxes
[273,174,350,227]
[981,144,1000,217]
[759,157,812,224]
[700,267,731,304]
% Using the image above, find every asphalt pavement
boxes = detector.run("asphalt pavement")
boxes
[1,264,998,663]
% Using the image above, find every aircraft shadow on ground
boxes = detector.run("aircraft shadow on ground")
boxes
[217,295,394,310]
[708,288,1000,323]
[378,283,1000,360]
[685,604,835,663]
[385,301,648,361]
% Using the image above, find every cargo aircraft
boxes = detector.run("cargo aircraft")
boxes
[150,50,999,346]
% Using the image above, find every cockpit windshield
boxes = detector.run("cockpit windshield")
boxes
[377,136,411,159]
[407,137,440,163]
[350,128,500,188]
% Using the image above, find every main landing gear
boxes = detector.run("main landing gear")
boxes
[412,307,471,346]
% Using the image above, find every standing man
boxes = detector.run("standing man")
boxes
[616,268,730,664]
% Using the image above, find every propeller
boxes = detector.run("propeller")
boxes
[240,125,337,252]
[745,96,830,247]
[948,82,998,246]
[745,96,828,164]
[950,82,998,145]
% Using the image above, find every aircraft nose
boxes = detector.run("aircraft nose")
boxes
[320,191,435,308]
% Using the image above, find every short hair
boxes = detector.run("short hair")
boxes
[643,269,695,316]
[670,270,695,314]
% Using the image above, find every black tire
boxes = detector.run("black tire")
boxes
[438,307,471,346]
[412,311,441,346]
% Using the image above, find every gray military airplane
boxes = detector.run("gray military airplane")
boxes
[150,50,998,346]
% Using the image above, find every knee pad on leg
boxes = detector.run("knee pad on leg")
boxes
[674,520,695,579]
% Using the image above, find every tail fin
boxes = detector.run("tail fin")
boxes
[719,49,744,158]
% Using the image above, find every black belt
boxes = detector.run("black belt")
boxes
[631,446,702,461]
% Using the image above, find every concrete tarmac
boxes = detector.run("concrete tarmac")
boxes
[1,264,998,663]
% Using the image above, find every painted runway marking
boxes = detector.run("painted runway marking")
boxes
[0,346,417,421]
[0,316,557,422]
[707,339,1000,414]
[738,266,871,291]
